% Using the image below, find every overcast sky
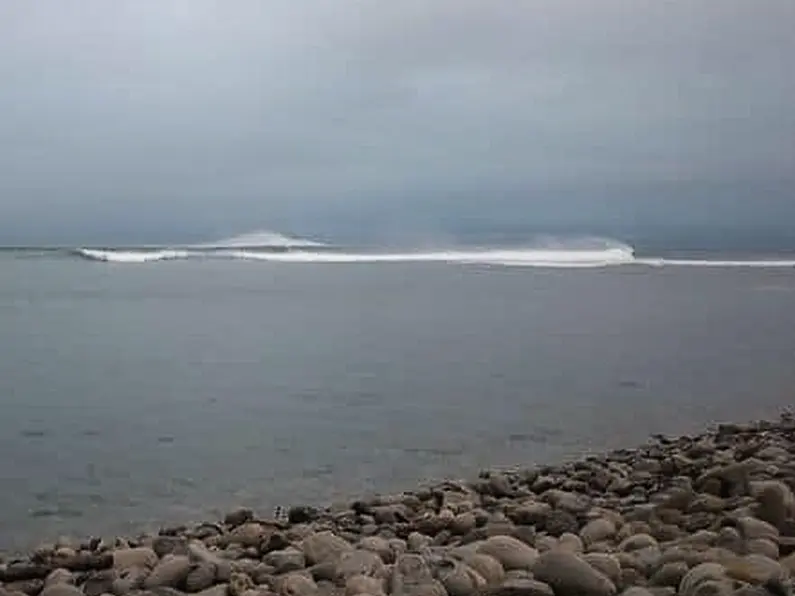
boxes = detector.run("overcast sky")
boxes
[1,1,793,244]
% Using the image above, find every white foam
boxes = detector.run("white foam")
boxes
[227,246,636,267]
[71,237,795,269]
[637,258,795,268]
[75,248,190,263]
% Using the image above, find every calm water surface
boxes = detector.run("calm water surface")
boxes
[1,256,795,549]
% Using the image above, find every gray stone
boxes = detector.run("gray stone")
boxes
[276,573,318,596]
[113,548,159,571]
[336,550,385,580]
[581,519,617,546]
[464,554,504,586]
[302,532,354,566]
[649,562,689,588]
[263,549,307,574]
[144,555,192,589]
[438,561,487,596]
[358,537,393,564]
[487,579,554,596]
[43,570,74,587]
[532,551,616,596]
[224,508,255,527]
[229,571,256,596]
[582,554,621,584]
[344,574,385,596]
[477,536,539,571]
[39,586,83,596]
[679,563,728,596]
[185,563,217,593]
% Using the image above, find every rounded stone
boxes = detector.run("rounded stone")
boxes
[581,519,617,546]
[488,579,555,596]
[113,547,159,571]
[582,553,621,584]
[679,563,728,596]
[144,555,192,589]
[532,551,617,596]
[477,536,539,571]
[465,554,504,586]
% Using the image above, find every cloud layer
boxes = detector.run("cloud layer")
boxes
[1,1,793,244]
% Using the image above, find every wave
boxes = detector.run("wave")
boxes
[225,246,635,267]
[190,230,325,249]
[636,258,795,268]
[68,235,795,268]
[74,248,191,263]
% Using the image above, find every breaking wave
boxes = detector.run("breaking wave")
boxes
[69,234,795,268]
[75,248,191,263]
[190,230,326,249]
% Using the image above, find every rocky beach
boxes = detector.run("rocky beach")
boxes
[4,414,795,596]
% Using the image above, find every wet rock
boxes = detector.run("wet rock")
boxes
[152,536,188,558]
[264,549,307,575]
[477,536,539,571]
[287,507,319,526]
[302,533,354,566]
[532,551,616,596]
[144,555,192,589]
[225,508,255,528]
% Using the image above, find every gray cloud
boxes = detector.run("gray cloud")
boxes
[0,0,793,244]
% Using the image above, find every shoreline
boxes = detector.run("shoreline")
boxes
[3,413,795,596]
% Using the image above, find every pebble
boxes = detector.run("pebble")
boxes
[6,415,795,596]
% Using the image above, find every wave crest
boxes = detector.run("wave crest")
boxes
[192,230,325,249]
[75,248,190,263]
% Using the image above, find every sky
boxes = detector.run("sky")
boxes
[1,1,794,245]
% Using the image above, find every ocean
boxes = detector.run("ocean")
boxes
[2,233,795,550]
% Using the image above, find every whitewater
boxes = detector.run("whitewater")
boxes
[69,231,795,268]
